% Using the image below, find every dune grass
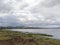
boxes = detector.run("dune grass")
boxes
[0,29,60,45]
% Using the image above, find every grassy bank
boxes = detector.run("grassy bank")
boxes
[0,30,60,45]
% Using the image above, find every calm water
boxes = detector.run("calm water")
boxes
[11,29,60,39]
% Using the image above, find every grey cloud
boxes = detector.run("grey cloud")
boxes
[0,0,13,13]
[30,0,60,13]
[0,0,28,26]
[41,0,60,8]
[28,0,60,26]
[0,15,24,26]
[0,0,60,27]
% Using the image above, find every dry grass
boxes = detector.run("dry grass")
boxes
[0,30,60,45]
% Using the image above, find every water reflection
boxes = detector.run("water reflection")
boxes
[12,29,60,39]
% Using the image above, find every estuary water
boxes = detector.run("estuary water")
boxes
[11,29,60,39]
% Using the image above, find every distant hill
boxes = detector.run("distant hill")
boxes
[0,26,60,29]
[0,26,44,29]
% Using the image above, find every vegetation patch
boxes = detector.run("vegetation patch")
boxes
[0,30,60,45]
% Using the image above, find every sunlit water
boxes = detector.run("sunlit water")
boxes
[11,29,60,39]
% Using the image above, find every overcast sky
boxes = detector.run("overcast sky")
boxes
[0,0,60,27]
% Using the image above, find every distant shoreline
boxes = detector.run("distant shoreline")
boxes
[0,26,60,29]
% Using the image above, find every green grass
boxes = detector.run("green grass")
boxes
[0,30,60,45]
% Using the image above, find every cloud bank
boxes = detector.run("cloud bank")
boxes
[0,0,60,27]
